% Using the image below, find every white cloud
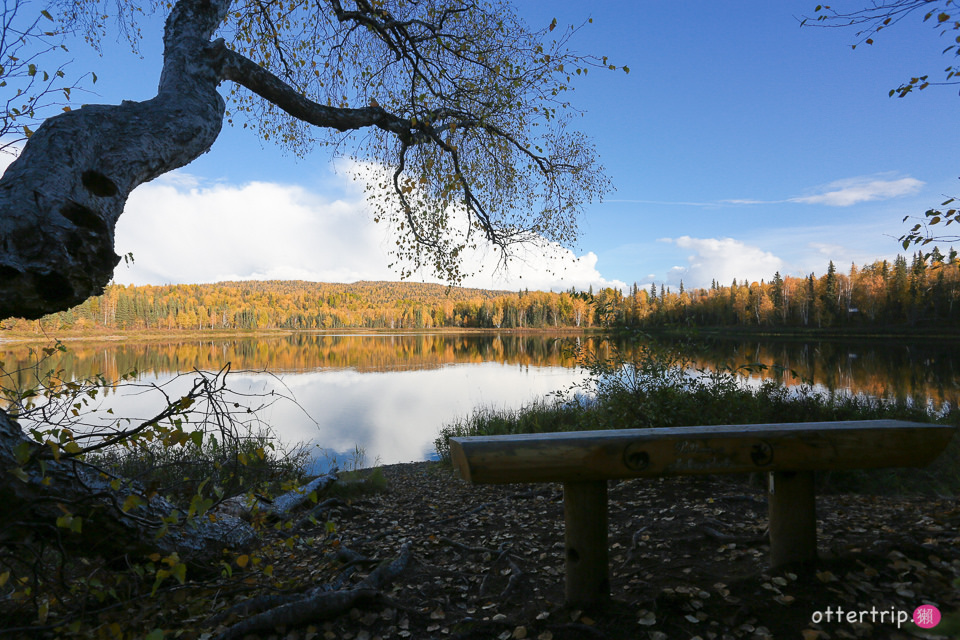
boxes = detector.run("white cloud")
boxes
[788,175,924,207]
[808,242,846,256]
[460,242,626,292]
[117,177,391,285]
[114,172,621,293]
[716,174,925,208]
[662,236,784,289]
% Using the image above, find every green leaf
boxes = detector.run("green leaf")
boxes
[14,441,31,465]
[122,494,145,512]
[56,515,81,532]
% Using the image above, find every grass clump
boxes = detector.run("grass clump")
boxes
[314,444,388,499]
[435,398,582,460]
[327,466,388,499]
[87,427,310,509]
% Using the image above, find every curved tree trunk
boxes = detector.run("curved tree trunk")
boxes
[0,0,230,320]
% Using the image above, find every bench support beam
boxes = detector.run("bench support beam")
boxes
[563,481,609,606]
[768,470,817,567]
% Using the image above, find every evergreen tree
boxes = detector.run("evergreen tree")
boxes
[771,271,785,319]
[823,260,840,325]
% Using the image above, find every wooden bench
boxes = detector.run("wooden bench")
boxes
[450,420,955,606]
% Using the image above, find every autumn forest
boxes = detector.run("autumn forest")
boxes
[3,250,959,334]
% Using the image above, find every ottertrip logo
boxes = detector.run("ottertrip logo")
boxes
[810,605,941,629]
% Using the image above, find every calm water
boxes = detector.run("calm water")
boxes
[1,332,957,471]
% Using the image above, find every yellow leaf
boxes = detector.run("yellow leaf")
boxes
[122,494,145,512]
[236,554,249,568]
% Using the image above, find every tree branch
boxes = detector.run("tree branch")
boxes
[216,42,427,141]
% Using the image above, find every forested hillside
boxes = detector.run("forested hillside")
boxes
[0,280,595,331]
[3,250,958,333]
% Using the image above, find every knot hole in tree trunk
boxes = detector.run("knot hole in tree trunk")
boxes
[81,170,119,198]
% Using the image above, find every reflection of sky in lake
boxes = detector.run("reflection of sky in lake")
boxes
[245,362,588,471]
[59,361,587,473]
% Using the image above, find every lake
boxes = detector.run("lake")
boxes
[1,332,956,472]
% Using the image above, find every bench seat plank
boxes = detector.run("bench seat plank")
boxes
[450,420,955,484]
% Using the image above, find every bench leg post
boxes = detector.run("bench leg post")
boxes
[563,480,609,606]
[768,470,817,568]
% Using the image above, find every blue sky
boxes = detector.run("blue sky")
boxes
[28,1,960,292]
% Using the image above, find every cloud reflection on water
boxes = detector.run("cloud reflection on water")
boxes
[233,362,588,471]
[87,360,588,473]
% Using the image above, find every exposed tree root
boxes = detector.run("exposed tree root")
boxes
[293,497,349,532]
[212,543,413,640]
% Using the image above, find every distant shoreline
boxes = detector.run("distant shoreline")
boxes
[4,323,960,346]
[0,326,606,345]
